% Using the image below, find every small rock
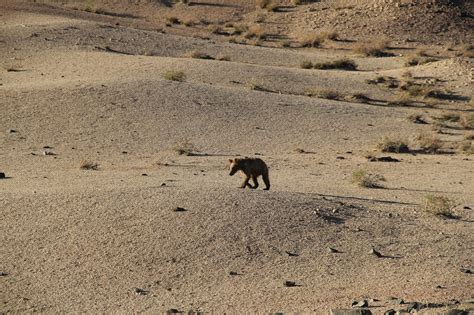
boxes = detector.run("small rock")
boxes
[351,299,368,308]
[328,247,340,253]
[460,268,472,274]
[384,310,396,315]
[285,251,299,257]
[43,151,55,156]
[229,271,239,276]
[7,129,17,133]
[395,298,405,304]
[283,281,296,287]
[142,173,148,176]
[0,172,5,179]
[173,207,187,212]
[161,183,166,186]
[336,156,345,160]
[369,248,383,258]
[0,272,8,276]
[463,206,471,210]
[134,287,148,295]
[167,309,181,314]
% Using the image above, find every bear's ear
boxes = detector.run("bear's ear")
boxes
[228,159,234,164]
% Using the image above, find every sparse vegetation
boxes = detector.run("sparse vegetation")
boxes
[415,132,442,153]
[166,16,180,24]
[405,56,438,67]
[432,112,461,123]
[458,44,474,58]
[351,170,385,188]
[207,24,223,34]
[299,33,325,48]
[353,40,391,57]
[387,94,412,107]
[244,24,266,40]
[256,0,278,11]
[300,60,313,69]
[458,141,474,154]
[79,160,99,170]
[460,114,474,129]
[188,51,214,59]
[376,136,410,153]
[305,88,343,100]
[313,59,357,71]
[163,70,186,82]
[216,54,230,61]
[174,139,196,156]
[423,195,458,218]
[347,93,371,103]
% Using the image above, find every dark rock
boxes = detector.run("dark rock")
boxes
[406,302,425,312]
[369,248,383,258]
[384,310,396,315]
[336,156,345,160]
[167,309,182,314]
[395,298,405,304]
[229,271,239,276]
[460,268,472,274]
[328,247,340,253]
[351,299,368,308]
[463,206,471,210]
[7,129,17,133]
[134,287,148,295]
[283,281,296,287]
[0,172,5,179]
[142,173,148,176]
[331,309,372,315]
[161,183,166,186]
[285,251,299,257]
[0,272,8,276]
[368,156,400,162]
[174,207,187,212]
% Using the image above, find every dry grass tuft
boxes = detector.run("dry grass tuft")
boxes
[244,24,267,40]
[79,160,99,170]
[188,51,214,59]
[351,170,385,188]
[376,137,410,153]
[415,132,442,153]
[166,16,180,24]
[313,59,357,71]
[174,139,196,156]
[305,88,343,100]
[298,33,325,48]
[207,24,223,34]
[460,114,474,129]
[423,195,458,218]
[387,94,413,107]
[163,70,186,82]
[405,56,438,67]
[458,141,474,154]
[300,60,313,69]
[216,54,231,61]
[353,40,390,57]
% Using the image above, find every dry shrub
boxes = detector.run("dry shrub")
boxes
[458,141,474,154]
[299,33,325,48]
[244,24,266,40]
[163,70,186,82]
[351,170,385,188]
[464,132,474,140]
[313,59,357,70]
[460,114,474,129]
[376,136,410,153]
[216,54,231,61]
[405,56,438,66]
[174,139,196,156]
[305,88,343,100]
[423,195,458,218]
[387,94,412,107]
[79,160,99,170]
[188,51,214,59]
[353,40,390,57]
[207,24,223,34]
[459,44,474,58]
[415,132,442,153]
[166,16,180,24]
[300,60,313,69]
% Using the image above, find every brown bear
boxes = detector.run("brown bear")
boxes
[228,158,270,190]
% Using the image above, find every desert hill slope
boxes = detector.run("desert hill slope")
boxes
[1,2,473,314]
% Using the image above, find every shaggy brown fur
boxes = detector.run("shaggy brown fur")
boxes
[228,158,270,190]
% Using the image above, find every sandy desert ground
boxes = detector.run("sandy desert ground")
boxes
[1,0,473,313]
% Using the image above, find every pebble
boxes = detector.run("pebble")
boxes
[173,207,187,212]
[351,299,368,308]
[0,172,5,179]
[369,248,383,258]
[284,281,297,287]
